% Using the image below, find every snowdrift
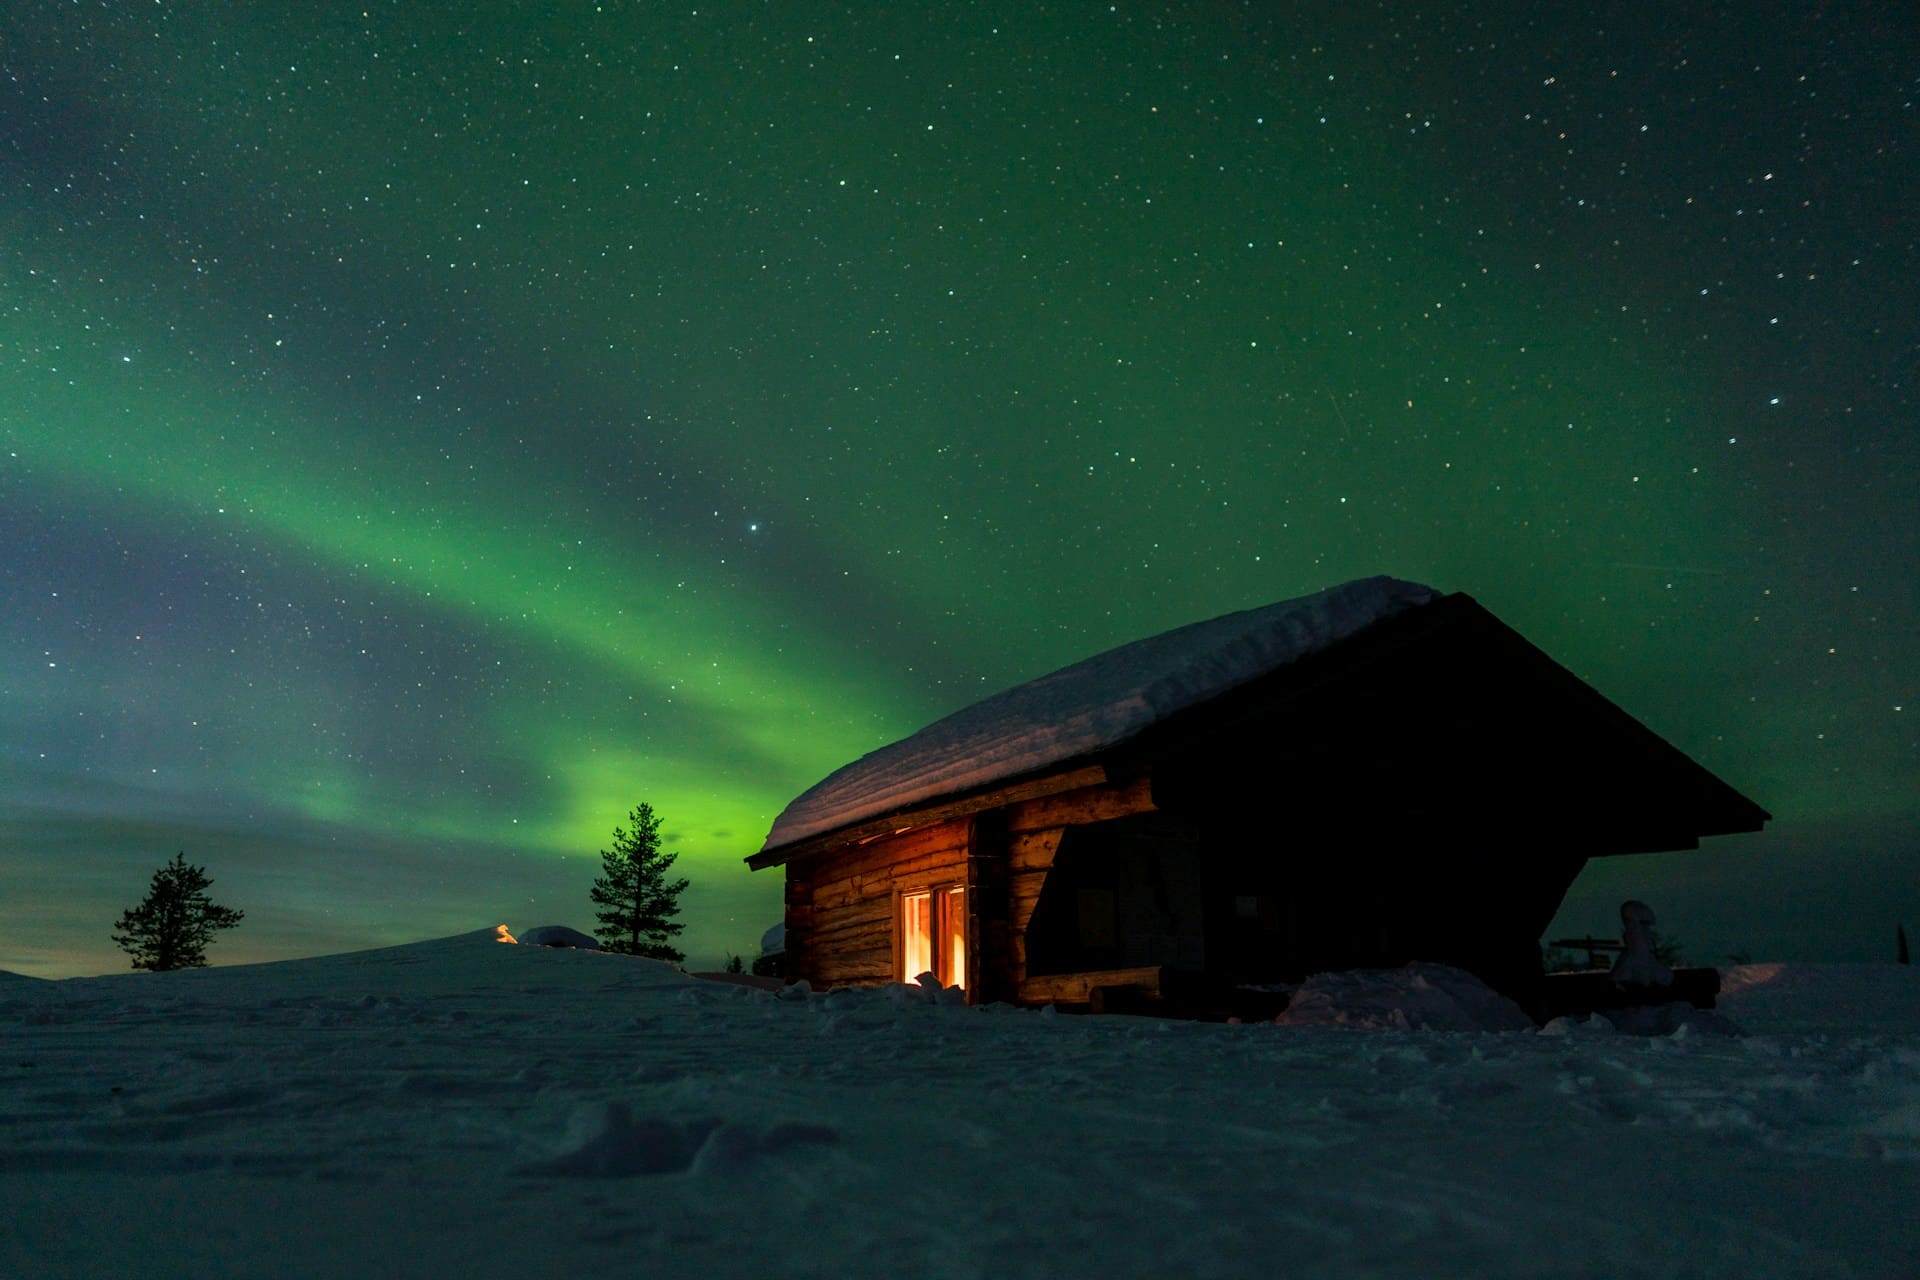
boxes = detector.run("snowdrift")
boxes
[4,930,1917,1279]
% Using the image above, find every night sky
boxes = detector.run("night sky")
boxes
[4,4,1915,978]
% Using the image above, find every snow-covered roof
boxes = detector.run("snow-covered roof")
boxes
[761,575,1440,853]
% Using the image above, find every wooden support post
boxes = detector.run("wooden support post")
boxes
[784,867,814,987]
[966,811,1009,1004]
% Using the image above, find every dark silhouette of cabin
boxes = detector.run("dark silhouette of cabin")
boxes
[746,579,1767,1015]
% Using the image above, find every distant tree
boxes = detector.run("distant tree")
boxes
[589,803,689,963]
[111,853,244,972]
[724,952,745,974]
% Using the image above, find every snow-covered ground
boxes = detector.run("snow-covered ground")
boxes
[5,931,1918,1278]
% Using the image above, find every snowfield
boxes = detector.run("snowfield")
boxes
[4,930,1918,1279]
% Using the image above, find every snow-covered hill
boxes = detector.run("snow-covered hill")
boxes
[4,929,1917,1278]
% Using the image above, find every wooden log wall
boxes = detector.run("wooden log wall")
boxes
[792,817,972,989]
[782,867,814,986]
[1001,773,1155,992]
[782,771,1157,1002]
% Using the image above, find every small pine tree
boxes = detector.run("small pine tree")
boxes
[724,952,745,974]
[589,803,689,963]
[111,853,245,972]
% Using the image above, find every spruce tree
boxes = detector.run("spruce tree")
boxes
[589,803,689,962]
[111,853,245,971]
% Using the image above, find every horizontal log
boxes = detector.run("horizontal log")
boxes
[810,909,890,936]
[809,898,892,929]
[1009,873,1048,935]
[810,919,892,950]
[811,879,950,916]
[1006,775,1154,834]
[811,952,892,979]
[810,859,967,909]
[885,847,971,881]
[1017,965,1165,1006]
[823,820,973,878]
[813,953,893,978]
[813,956,891,980]
[810,847,969,904]
[750,768,1107,870]
[1008,867,1048,899]
[819,888,890,917]
[1009,829,1065,873]
[808,877,891,912]
[811,921,890,947]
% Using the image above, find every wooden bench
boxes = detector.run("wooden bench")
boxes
[1017,965,1165,1009]
[1537,966,1722,1021]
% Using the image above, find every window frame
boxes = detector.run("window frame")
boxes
[895,880,968,989]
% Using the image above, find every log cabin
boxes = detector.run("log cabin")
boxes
[745,577,1767,1014]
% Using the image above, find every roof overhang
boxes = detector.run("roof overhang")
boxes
[747,763,1108,871]
[745,590,1770,872]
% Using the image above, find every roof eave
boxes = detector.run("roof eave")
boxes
[746,761,1110,871]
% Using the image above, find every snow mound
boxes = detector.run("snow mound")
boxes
[520,1102,836,1178]
[1603,1002,1744,1038]
[1543,1004,1744,1038]
[1274,962,1536,1032]
[763,575,1438,850]
[6,942,1919,1275]
[521,1103,719,1177]
[1539,1013,1619,1038]
[1719,962,1920,1036]
[517,925,600,949]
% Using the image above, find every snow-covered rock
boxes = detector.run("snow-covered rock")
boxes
[517,924,600,950]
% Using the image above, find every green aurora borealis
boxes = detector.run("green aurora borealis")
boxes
[4,4,1915,975]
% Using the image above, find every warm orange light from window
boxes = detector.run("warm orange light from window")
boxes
[941,886,966,989]
[899,886,966,989]
[900,890,933,984]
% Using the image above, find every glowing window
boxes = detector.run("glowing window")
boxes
[899,885,967,989]
[900,889,933,984]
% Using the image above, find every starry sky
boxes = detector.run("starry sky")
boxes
[3,3,1915,978]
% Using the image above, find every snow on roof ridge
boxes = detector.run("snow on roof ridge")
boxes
[761,575,1440,852]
